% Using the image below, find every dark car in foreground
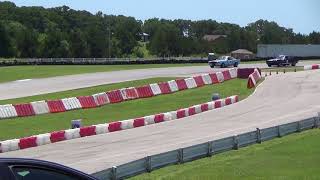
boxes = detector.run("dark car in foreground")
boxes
[0,158,98,180]
[208,56,240,68]
[266,55,299,67]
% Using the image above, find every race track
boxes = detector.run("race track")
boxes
[1,70,319,174]
[0,61,317,100]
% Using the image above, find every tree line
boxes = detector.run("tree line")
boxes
[0,1,319,58]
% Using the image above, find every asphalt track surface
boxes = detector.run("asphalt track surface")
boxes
[0,64,263,100]
[1,70,320,174]
[0,61,317,100]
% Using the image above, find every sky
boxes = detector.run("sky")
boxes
[7,0,320,34]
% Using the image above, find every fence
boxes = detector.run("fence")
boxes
[0,57,208,66]
[92,115,320,180]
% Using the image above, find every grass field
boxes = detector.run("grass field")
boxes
[131,129,320,180]
[0,78,253,141]
[0,64,206,83]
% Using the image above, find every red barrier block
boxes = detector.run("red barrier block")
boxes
[78,96,97,109]
[222,70,232,81]
[47,100,66,113]
[136,85,154,98]
[108,122,122,132]
[80,126,96,137]
[175,79,188,90]
[193,76,205,87]
[209,73,219,84]
[225,98,232,105]
[237,68,261,79]
[14,103,35,117]
[158,82,172,94]
[188,107,196,116]
[154,114,165,123]
[312,64,319,69]
[201,104,209,112]
[235,96,239,102]
[214,101,222,108]
[19,137,37,149]
[107,90,124,103]
[133,118,145,127]
[125,88,139,99]
[50,131,66,143]
[177,109,186,119]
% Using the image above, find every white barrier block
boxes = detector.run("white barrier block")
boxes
[201,74,212,85]
[1,139,20,152]
[64,129,80,140]
[163,112,172,121]
[168,80,179,92]
[216,72,224,83]
[185,78,197,89]
[150,83,162,95]
[169,111,177,120]
[36,133,51,146]
[229,68,238,79]
[193,105,202,114]
[207,102,214,110]
[144,115,155,125]
[95,124,109,134]
[121,119,134,130]
[31,101,49,115]
[304,65,312,70]
[93,93,110,106]
[0,105,7,118]
[62,98,72,110]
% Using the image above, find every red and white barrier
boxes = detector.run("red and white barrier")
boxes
[158,82,172,94]
[150,83,162,96]
[168,80,179,92]
[175,79,188,91]
[216,72,225,83]
[201,74,213,85]
[193,76,205,87]
[304,64,320,70]
[0,68,239,119]
[185,78,197,89]
[247,69,262,89]
[0,95,239,153]
[229,68,238,79]
[92,93,110,106]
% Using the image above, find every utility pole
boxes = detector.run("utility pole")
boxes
[108,27,111,58]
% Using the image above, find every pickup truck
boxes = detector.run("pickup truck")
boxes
[266,55,299,67]
[208,56,240,68]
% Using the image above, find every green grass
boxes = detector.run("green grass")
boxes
[131,129,320,180]
[0,78,253,141]
[0,64,206,83]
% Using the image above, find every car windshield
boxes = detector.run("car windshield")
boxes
[218,56,228,60]
[278,55,285,60]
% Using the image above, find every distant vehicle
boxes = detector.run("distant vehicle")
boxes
[266,55,299,67]
[0,158,98,180]
[208,56,240,68]
[208,53,217,61]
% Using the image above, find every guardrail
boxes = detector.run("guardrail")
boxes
[92,114,320,180]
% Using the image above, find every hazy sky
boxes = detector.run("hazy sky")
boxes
[8,0,320,34]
